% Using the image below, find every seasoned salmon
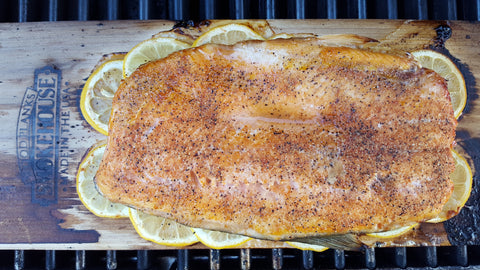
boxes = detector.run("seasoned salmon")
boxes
[95,37,456,242]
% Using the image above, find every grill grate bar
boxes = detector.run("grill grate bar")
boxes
[265,0,276,19]
[78,0,88,21]
[387,0,398,19]
[18,0,27,22]
[107,0,118,20]
[170,0,183,21]
[210,249,220,270]
[365,247,376,269]
[6,0,480,22]
[272,248,283,269]
[417,0,428,19]
[232,0,245,19]
[334,249,345,269]
[240,249,251,270]
[106,250,117,270]
[45,250,55,270]
[456,245,468,266]
[137,250,149,270]
[447,0,458,19]
[178,249,189,270]
[426,246,438,267]
[327,0,337,19]
[76,250,85,270]
[14,250,24,270]
[478,0,480,20]
[204,0,215,19]
[357,0,367,19]
[49,0,58,21]
[296,0,305,19]
[302,250,314,269]
[4,247,479,270]
[139,0,149,20]
[395,247,407,268]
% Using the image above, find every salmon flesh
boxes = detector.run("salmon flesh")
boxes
[95,37,456,241]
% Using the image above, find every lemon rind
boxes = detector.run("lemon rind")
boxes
[76,143,129,218]
[129,208,199,247]
[80,59,123,136]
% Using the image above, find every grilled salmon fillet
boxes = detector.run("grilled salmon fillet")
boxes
[95,37,456,241]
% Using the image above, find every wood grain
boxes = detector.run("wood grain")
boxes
[0,19,478,250]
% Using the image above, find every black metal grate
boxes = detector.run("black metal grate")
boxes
[2,246,480,269]
[2,0,480,269]
[1,0,480,22]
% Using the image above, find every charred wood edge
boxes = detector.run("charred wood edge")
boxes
[441,21,479,248]
[445,131,480,246]
[432,23,453,48]
[424,21,479,249]
[173,19,201,29]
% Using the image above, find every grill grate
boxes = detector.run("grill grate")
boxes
[3,246,480,269]
[2,0,480,22]
[1,0,480,269]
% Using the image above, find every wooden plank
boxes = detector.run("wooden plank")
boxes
[0,19,478,250]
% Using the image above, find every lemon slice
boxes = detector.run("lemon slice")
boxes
[286,241,329,252]
[77,143,129,218]
[192,228,251,249]
[366,224,417,239]
[427,149,473,223]
[80,59,123,135]
[129,208,199,247]
[192,23,265,47]
[411,50,467,119]
[123,37,190,78]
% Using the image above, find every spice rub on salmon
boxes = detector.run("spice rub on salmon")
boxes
[95,38,457,241]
